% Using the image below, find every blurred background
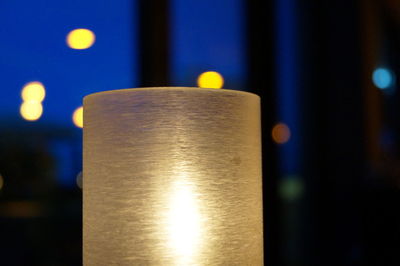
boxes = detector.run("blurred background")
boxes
[0,0,399,265]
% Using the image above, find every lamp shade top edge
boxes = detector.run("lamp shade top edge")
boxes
[83,87,260,103]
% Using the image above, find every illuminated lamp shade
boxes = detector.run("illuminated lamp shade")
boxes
[83,87,263,265]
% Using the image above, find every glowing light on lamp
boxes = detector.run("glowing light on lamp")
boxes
[66,28,95,50]
[83,87,263,265]
[21,82,46,102]
[20,101,43,121]
[167,180,202,264]
[272,122,291,144]
[372,68,394,90]
[197,71,224,89]
[72,106,83,128]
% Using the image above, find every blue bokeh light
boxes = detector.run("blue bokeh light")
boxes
[372,68,394,90]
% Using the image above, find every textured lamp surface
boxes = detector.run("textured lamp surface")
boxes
[83,87,263,265]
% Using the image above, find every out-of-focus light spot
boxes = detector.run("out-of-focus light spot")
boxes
[0,201,42,218]
[21,81,46,102]
[272,122,291,144]
[372,68,394,89]
[279,176,304,201]
[76,171,83,189]
[66,28,95,50]
[72,106,83,128]
[20,101,43,121]
[197,71,224,89]
[0,174,3,190]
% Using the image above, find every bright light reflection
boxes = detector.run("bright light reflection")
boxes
[20,101,43,121]
[66,28,95,50]
[21,81,46,102]
[167,180,201,264]
[72,106,83,128]
[197,71,224,89]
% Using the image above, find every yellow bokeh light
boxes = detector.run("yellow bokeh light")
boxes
[21,81,46,102]
[72,106,83,128]
[66,28,95,50]
[197,71,224,89]
[20,101,43,121]
[272,122,291,144]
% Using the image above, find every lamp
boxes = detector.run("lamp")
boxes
[83,87,263,265]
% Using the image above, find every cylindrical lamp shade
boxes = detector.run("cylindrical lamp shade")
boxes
[83,87,263,265]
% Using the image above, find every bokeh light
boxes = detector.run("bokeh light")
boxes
[76,171,83,189]
[372,68,394,90]
[0,174,3,190]
[21,81,46,102]
[20,101,43,121]
[272,122,291,144]
[66,28,96,50]
[279,176,304,201]
[197,71,224,89]
[72,106,83,128]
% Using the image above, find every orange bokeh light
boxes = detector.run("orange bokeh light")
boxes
[272,123,291,144]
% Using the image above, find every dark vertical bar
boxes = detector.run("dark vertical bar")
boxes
[275,0,306,264]
[302,0,365,264]
[138,0,170,86]
[360,0,382,168]
[246,1,281,266]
